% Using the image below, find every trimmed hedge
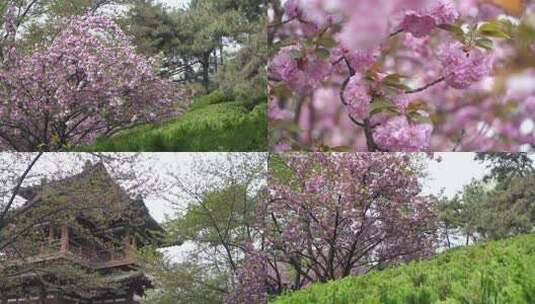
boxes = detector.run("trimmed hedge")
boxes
[188,90,228,111]
[81,92,267,152]
[272,234,535,304]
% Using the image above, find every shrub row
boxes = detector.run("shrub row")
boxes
[272,234,535,304]
[82,92,267,152]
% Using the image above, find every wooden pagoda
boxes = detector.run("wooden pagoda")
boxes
[0,162,165,303]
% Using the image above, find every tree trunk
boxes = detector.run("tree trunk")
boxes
[213,49,218,72]
[201,52,210,93]
[219,37,224,66]
[445,226,451,248]
[465,231,470,246]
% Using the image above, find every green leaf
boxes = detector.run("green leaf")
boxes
[286,122,304,134]
[475,38,493,50]
[272,84,292,99]
[365,70,379,81]
[382,73,410,90]
[406,100,430,113]
[303,38,315,48]
[314,47,331,60]
[383,74,406,83]
[516,23,535,48]
[383,82,411,91]
[370,99,400,116]
[328,146,353,152]
[438,24,465,42]
[407,111,432,124]
[316,36,337,48]
[289,49,305,59]
[478,22,510,39]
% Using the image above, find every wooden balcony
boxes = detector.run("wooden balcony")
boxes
[1,239,138,269]
[68,241,138,269]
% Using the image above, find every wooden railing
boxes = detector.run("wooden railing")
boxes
[66,242,136,268]
[0,239,61,261]
[1,240,136,269]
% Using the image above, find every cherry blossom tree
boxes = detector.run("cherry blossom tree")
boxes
[234,153,440,299]
[269,0,535,152]
[0,7,178,151]
[224,243,269,304]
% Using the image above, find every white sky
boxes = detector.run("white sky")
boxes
[156,0,191,10]
[423,152,487,198]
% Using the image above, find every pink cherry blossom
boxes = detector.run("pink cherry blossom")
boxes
[401,0,459,38]
[343,74,372,120]
[269,0,535,152]
[438,42,494,89]
[401,11,437,38]
[284,0,300,20]
[524,96,535,115]
[225,245,268,304]
[373,116,433,151]
[430,0,460,25]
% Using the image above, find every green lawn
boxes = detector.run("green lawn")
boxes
[81,92,267,152]
[272,234,535,304]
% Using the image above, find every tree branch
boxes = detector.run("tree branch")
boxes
[0,152,43,227]
[405,77,445,94]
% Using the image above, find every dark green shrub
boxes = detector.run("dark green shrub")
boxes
[81,100,267,152]
[188,90,228,111]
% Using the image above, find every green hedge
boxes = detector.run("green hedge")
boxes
[188,90,228,111]
[82,93,267,152]
[272,234,535,304]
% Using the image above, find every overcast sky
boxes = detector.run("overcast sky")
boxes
[156,0,191,10]
[423,152,487,198]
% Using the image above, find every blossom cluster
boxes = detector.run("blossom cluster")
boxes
[0,11,177,150]
[225,244,268,304]
[269,0,535,152]
[437,42,495,89]
[401,0,459,37]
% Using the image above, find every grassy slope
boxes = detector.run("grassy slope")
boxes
[273,234,535,304]
[82,92,267,152]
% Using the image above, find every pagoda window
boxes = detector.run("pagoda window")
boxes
[45,224,63,241]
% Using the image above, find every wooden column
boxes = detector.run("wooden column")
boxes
[39,285,46,304]
[128,290,136,304]
[48,224,54,244]
[123,232,136,259]
[60,225,69,253]
[57,291,65,304]
[43,224,54,254]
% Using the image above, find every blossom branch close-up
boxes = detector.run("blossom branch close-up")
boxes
[268,0,535,152]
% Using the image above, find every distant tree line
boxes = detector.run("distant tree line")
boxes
[438,153,535,247]
[124,0,266,95]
